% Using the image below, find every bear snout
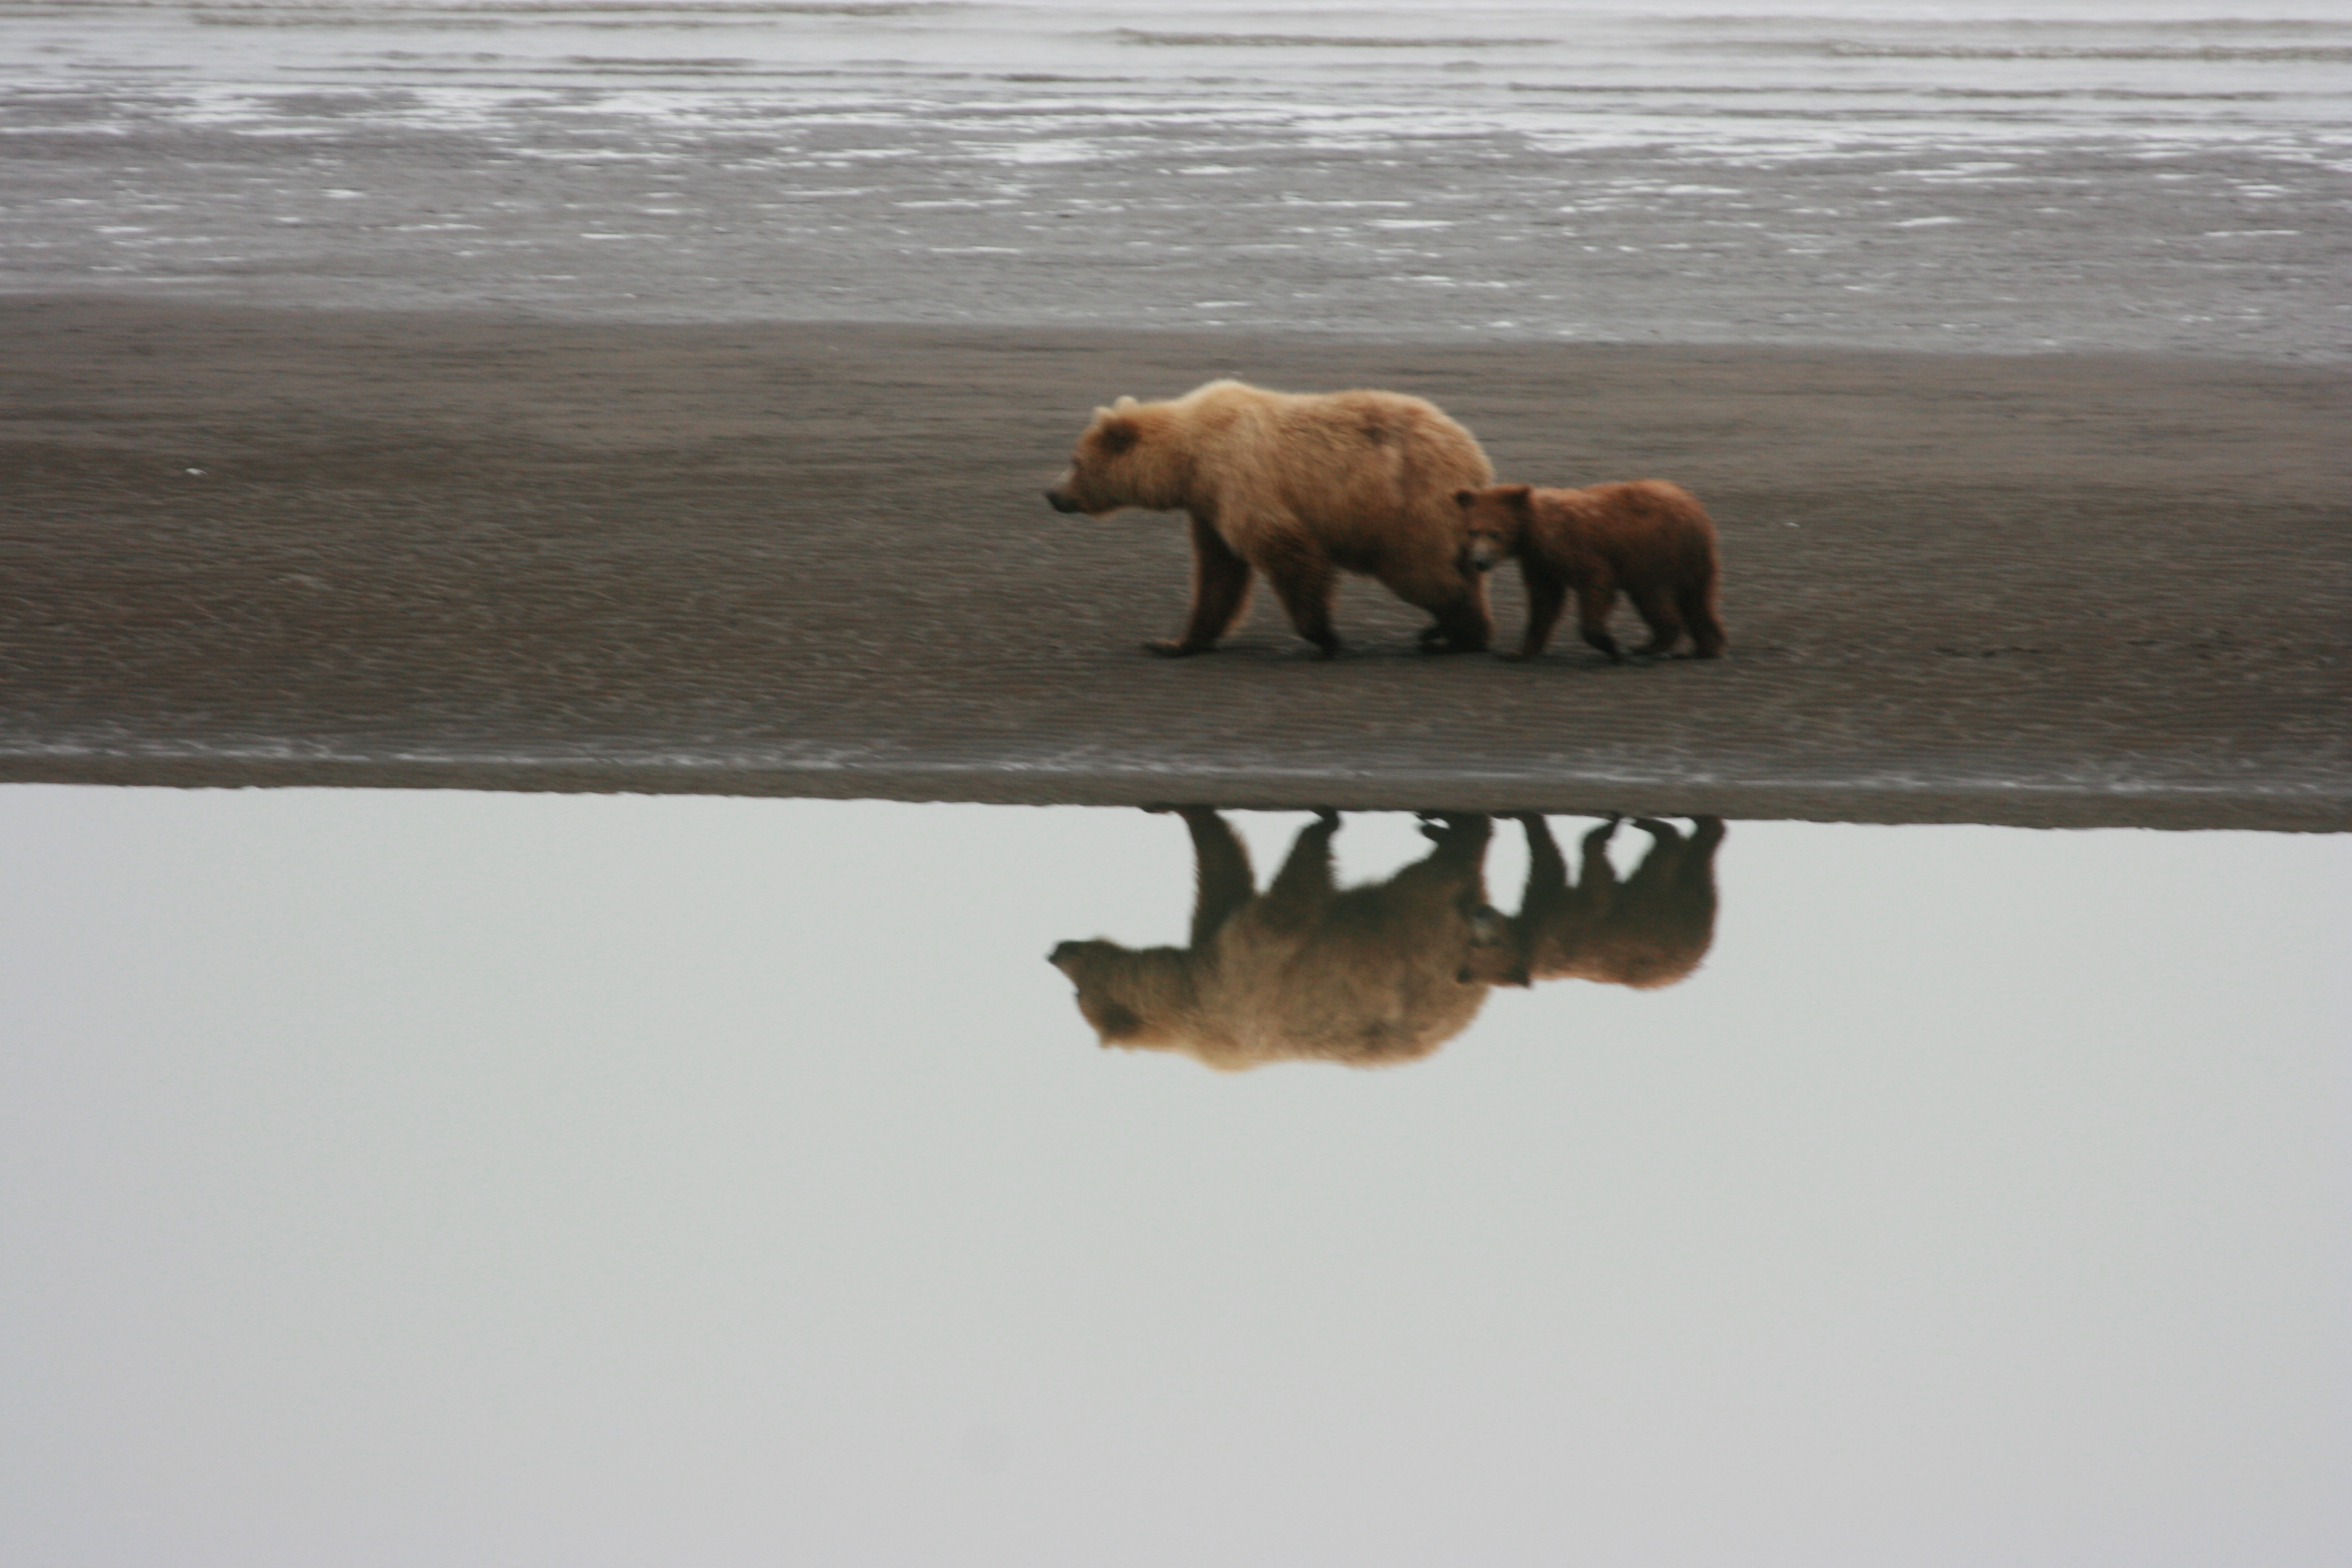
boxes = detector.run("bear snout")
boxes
[1462,535,1506,572]
[1044,486,1086,514]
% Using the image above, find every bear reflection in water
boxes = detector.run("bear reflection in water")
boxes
[1463,814,1725,991]
[1048,808,1725,1071]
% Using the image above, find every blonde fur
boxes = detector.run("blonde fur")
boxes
[1046,379,1495,657]
[1049,810,1504,1071]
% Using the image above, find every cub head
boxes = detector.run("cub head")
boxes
[1044,396,1182,517]
[1452,484,1534,573]
[1455,904,1532,988]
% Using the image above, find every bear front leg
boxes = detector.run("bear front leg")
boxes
[1410,812,1492,864]
[1579,817,1625,896]
[1174,806,1257,949]
[1148,515,1253,656]
[1504,564,1569,661]
[1516,812,1567,912]
[1413,580,1493,655]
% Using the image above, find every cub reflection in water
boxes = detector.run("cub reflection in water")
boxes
[1048,808,1510,1071]
[1463,814,1725,991]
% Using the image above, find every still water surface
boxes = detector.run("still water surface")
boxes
[3,786,2347,1565]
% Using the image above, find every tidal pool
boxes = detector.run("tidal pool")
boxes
[3,786,2345,1566]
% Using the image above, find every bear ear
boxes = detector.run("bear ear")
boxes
[1502,483,1536,515]
[1112,394,1139,411]
[1452,488,1477,509]
[1093,413,1140,457]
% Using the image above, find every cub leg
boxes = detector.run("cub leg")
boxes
[1578,816,1623,893]
[1681,580,1728,659]
[1504,561,1569,661]
[1517,812,1567,910]
[1575,579,1627,664]
[1626,583,1686,658]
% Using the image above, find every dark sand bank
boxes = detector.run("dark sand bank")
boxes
[3,296,2346,829]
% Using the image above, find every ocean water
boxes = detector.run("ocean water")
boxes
[2,786,2348,1565]
[2,0,2347,356]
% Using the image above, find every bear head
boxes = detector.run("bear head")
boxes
[1045,396,1187,517]
[1452,484,1534,573]
[1047,938,1196,1051]
[1455,902,1532,988]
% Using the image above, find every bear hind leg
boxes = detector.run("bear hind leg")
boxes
[1402,573,1491,655]
[1681,580,1727,659]
[1415,595,1492,655]
[1627,583,1685,658]
[1368,549,1489,655]
[1575,580,1627,664]
[1267,559,1344,659]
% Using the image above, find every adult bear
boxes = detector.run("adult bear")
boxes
[1048,809,1511,1071]
[1045,379,1495,658]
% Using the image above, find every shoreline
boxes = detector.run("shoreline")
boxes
[3,295,2345,832]
[1,753,2345,834]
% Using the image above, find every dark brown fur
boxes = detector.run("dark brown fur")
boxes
[1460,815,1724,991]
[1454,480,1726,664]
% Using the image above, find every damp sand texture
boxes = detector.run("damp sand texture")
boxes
[2,299,2346,829]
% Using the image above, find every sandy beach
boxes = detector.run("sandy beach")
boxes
[2,295,2344,829]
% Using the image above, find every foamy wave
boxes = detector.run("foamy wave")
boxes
[1114,30,1550,50]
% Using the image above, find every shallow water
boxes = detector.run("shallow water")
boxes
[2,0,2345,356]
[4,785,2346,1565]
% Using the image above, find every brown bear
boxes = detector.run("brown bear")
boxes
[1454,480,1726,663]
[1460,815,1725,991]
[1048,808,1512,1071]
[1045,379,1495,658]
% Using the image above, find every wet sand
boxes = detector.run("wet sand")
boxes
[2,295,2346,829]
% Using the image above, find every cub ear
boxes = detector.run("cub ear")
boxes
[1452,488,1478,509]
[1093,413,1140,457]
[1502,483,1536,515]
[1112,394,1140,411]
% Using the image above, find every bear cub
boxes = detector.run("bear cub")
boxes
[1454,480,1726,664]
